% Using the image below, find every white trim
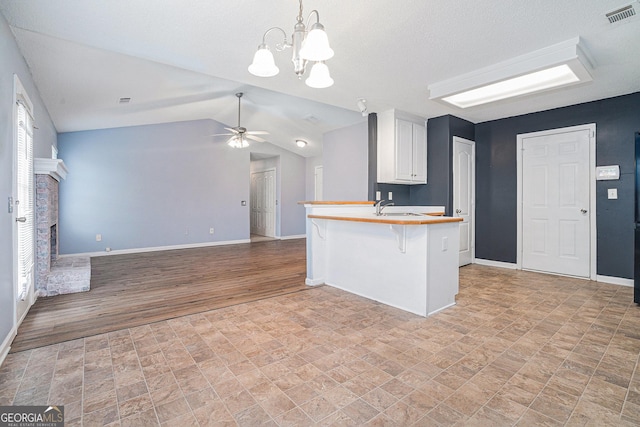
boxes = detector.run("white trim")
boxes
[34,158,68,181]
[596,275,634,287]
[60,238,251,258]
[473,258,518,269]
[0,327,16,367]
[305,278,324,286]
[280,234,306,240]
[516,123,596,280]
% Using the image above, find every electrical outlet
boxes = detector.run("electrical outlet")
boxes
[608,188,618,199]
[388,192,393,201]
[442,236,448,251]
[209,227,215,235]
[96,234,102,242]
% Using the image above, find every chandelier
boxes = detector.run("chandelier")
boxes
[248,0,334,88]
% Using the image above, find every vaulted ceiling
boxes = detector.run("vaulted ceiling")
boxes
[1,0,639,157]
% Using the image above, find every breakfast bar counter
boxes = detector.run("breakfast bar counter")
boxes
[303,202,461,317]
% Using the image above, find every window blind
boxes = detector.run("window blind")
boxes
[16,96,34,300]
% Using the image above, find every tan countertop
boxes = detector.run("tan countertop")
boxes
[307,213,462,225]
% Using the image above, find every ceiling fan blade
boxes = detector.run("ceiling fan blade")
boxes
[210,133,234,136]
[246,134,266,143]
[246,131,269,135]
[224,127,239,133]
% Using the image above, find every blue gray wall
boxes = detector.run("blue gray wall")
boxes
[476,92,640,279]
[323,120,368,201]
[411,115,475,214]
[57,120,307,254]
[0,13,57,353]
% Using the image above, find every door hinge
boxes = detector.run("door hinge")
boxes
[8,196,13,214]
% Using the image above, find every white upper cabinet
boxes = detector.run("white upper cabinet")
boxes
[377,109,427,184]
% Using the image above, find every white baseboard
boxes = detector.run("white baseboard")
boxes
[474,259,633,288]
[473,258,518,269]
[0,327,17,367]
[597,275,634,287]
[305,278,324,286]
[280,234,306,240]
[60,239,252,258]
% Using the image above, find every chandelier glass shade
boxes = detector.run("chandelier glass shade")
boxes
[248,44,279,77]
[248,0,334,88]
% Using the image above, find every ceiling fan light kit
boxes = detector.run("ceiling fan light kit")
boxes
[248,0,334,88]
[212,93,269,148]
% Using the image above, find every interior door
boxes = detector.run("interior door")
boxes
[250,173,264,236]
[250,169,276,237]
[453,137,475,266]
[522,129,591,277]
[263,169,275,237]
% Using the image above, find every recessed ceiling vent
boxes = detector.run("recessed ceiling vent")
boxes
[606,4,636,23]
[118,97,131,104]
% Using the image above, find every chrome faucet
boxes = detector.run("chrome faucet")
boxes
[375,200,394,216]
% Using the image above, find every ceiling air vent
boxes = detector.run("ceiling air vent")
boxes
[118,97,131,104]
[606,4,636,23]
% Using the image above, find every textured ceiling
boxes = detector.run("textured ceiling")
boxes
[1,0,639,157]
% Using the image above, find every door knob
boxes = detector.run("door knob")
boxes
[580,209,587,214]
[15,216,26,222]
[456,209,462,214]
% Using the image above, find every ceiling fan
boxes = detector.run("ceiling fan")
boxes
[212,92,268,148]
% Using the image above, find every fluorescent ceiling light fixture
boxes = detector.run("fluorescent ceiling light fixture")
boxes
[442,65,580,108]
[429,37,593,108]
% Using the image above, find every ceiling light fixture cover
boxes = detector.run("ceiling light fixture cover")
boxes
[428,37,593,108]
[248,0,334,88]
[296,139,307,148]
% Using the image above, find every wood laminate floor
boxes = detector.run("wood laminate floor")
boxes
[10,239,308,353]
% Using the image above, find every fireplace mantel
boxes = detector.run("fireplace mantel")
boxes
[34,158,68,181]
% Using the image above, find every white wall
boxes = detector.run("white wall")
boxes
[322,120,368,201]
[0,13,57,359]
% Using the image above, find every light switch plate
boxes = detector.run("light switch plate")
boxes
[608,188,618,199]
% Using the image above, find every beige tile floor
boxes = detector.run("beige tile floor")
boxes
[1,264,640,426]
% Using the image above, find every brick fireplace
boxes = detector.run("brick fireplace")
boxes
[35,158,90,296]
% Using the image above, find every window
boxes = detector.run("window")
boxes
[15,77,34,301]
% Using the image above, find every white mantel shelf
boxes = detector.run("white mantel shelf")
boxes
[34,158,68,181]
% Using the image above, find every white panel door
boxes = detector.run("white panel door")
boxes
[263,170,275,237]
[250,173,264,235]
[250,169,276,237]
[453,137,475,267]
[522,129,591,277]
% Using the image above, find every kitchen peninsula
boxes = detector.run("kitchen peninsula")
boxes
[302,201,462,317]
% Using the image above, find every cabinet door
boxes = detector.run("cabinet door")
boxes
[395,119,414,181]
[412,123,427,183]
